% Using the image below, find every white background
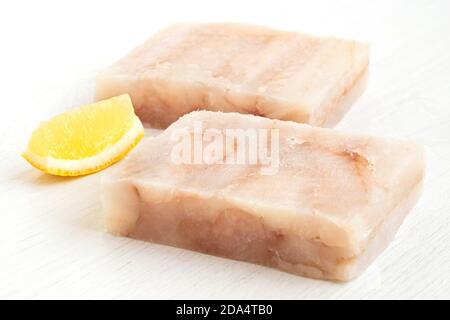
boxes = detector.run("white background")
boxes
[0,0,449,299]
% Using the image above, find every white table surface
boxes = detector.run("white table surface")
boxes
[1,0,449,299]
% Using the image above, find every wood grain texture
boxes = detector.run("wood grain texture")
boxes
[0,0,449,299]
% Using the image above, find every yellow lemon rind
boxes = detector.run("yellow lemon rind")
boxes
[22,117,144,177]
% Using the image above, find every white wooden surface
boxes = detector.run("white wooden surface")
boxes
[1,0,449,299]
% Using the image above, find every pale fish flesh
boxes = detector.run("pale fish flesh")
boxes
[96,23,369,128]
[102,111,424,281]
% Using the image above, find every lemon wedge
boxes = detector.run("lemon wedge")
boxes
[22,94,144,176]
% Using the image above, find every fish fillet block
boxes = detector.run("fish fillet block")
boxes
[102,111,425,281]
[96,23,369,128]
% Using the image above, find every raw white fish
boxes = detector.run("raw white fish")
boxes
[102,111,424,281]
[96,23,369,128]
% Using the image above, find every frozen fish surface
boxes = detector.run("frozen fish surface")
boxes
[102,111,424,281]
[96,23,369,128]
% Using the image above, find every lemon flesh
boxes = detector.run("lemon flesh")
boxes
[23,94,144,176]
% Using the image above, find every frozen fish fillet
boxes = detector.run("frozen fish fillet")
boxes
[96,23,369,128]
[102,111,424,281]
